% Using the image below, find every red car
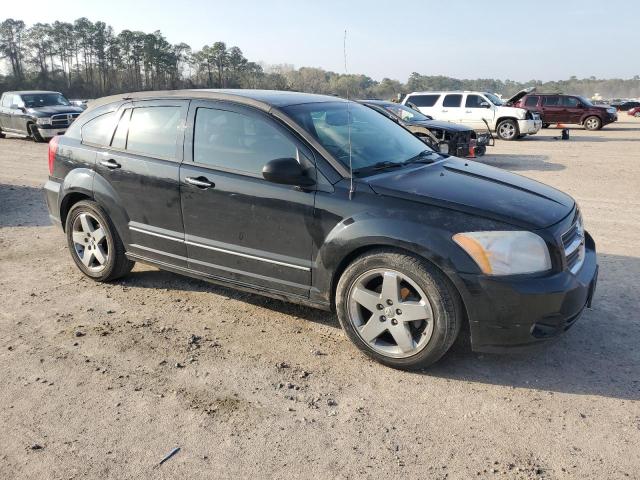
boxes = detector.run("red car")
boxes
[628,106,640,117]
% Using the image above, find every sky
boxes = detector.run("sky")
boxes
[3,0,639,82]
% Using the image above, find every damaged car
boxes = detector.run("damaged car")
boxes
[360,100,492,157]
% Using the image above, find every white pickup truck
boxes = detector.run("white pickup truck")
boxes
[402,88,542,140]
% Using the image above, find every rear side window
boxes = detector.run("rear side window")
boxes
[442,94,462,108]
[524,96,539,107]
[1,94,12,107]
[193,107,296,175]
[543,96,560,106]
[81,112,117,146]
[465,94,486,108]
[126,106,180,159]
[406,94,440,107]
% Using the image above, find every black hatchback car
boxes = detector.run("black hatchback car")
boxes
[45,90,598,369]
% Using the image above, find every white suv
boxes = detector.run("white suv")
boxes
[402,89,542,140]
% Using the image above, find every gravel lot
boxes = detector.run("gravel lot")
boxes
[1,119,639,479]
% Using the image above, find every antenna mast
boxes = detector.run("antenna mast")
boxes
[344,29,355,200]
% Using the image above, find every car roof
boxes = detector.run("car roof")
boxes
[87,89,345,112]
[4,90,63,95]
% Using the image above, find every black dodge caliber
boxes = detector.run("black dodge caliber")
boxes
[44,90,598,369]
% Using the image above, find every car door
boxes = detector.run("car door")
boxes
[93,99,189,267]
[562,96,582,123]
[179,100,316,297]
[461,94,494,130]
[541,96,563,124]
[439,94,464,124]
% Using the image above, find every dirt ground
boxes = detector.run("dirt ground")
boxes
[1,118,639,480]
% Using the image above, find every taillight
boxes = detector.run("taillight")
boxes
[48,136,60,176]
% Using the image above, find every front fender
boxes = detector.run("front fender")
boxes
[311,212,480,305]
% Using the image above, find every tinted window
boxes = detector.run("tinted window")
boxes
[81,112,117,146]
[465,94,486,108]
[111,109,132,149]
[126,106,180,159]
[525,96,539,107]
[442,94,462,108]
[543,96,560,106]
[20,93,70,108]
[194,108,297,175]
[406,94,440,107]
[562,97,580,107]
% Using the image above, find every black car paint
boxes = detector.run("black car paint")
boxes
[44,89,598,352]
[0,91,83,136]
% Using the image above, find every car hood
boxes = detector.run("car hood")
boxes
[408,119,472,132]
[367,157,574,229]
[505,87,536,105]
[26,105,84,116]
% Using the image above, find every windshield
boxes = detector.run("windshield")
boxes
[578,96,594,107]
[20,93,71,108]
[380,103,430,122]
[484,93,503,106]
[282,101,433,175]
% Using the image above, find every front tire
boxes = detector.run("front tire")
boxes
[336,249,462,370]
[583,116,602,130]
[65,200,134,282]
[496,119,519,140]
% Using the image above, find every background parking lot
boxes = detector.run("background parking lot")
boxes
[1,121,639,479]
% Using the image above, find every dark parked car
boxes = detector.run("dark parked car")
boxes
[612,101,640,112]
[0,90,84,142]
[359,100,492,157]
[513,93,617,130]
[45,89,598,369]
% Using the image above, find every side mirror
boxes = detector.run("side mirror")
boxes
[262,157,315,187]
[480,102,491,108]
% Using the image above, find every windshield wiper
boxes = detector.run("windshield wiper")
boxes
[353,161,404,175]
[403,149,443,165]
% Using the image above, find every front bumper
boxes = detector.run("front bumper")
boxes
[517,119,542,135]
[459,234,598,352]
[37,127,67,138]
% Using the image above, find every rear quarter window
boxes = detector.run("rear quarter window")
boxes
[406,94,440,107]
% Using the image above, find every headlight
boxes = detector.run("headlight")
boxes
[36,117,52,125]
[453,231,551,275]
[607,107,616,114]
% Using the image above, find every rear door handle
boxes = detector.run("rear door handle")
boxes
[465,110,472,113]
[100,159,121,169]
[185,176,214,189]
[441,109,448,112]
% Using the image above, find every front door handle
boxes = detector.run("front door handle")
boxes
[100,159,121,169]
[185,176,214,189]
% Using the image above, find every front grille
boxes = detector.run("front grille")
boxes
[561,211,585,274]
[51,113,80,128]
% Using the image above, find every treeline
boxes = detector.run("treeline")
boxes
[1,17,639,100]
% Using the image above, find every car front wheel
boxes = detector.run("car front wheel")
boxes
[583,116,602,130]
[336,249,462,369]
[65,200,134,282]
[496,119,519,140]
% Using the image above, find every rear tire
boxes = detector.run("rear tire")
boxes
[634,112,640,118]
[336,249,462,370]
[583,116,602,131]
[542,123,550,128]
[0,126,5,138]
[65,200,134,282]
[496,119,519,140]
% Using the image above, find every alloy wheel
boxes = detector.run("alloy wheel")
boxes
[347,268,434,358]
[71,213,109,272]
[585,117,599,130]
[498,122,516,139]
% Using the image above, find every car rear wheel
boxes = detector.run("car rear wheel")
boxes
[496,119,519,140]
[634,112,640,118]
[65,200,134,282]
[336,249,462,369]
[583,116,602,130]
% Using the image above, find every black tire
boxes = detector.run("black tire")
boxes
[0,126,5,138]
[474,145,486,157]
[496,119,519,140]
[335,249,463,370]
[583,116,602,131]
[28,123,47,143]
[634,112,640,118]
[542,123,550,129]
[65,200,134,282]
